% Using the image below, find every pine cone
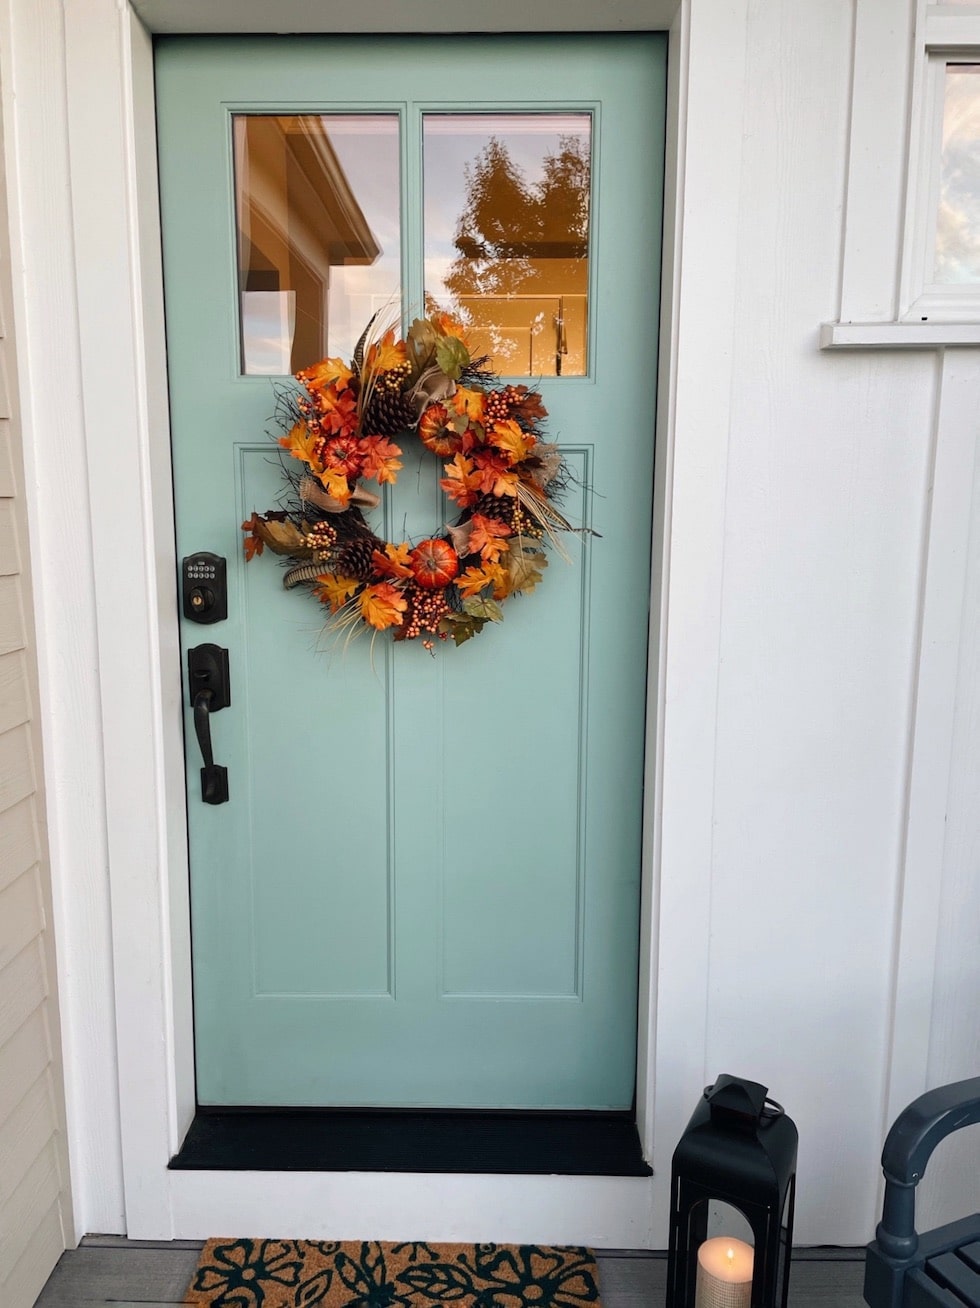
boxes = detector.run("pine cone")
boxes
[363,369,416,436]
[336,537,382,581]
[471,493,512,523]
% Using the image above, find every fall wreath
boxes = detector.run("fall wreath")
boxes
[241,313,577,649]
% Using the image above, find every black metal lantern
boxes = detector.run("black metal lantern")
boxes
[666,1075,798,1308]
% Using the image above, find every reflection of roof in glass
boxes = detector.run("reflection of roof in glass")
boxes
[243,116,382,268]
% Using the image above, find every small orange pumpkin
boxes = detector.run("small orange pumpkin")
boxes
[418,403,462,458]
[410,538,460,589]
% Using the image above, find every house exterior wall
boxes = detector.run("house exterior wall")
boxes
[0,75,74,1308]
[0,0,976,1253]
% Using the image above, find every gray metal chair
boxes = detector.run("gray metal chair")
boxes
[865,1077,980,1308]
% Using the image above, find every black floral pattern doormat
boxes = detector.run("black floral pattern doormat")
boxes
[183,1239,603,1308]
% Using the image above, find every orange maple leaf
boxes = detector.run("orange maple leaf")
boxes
[371,541,414,580]
[359,582,407,630]
[296,356,355,394]
[316,467,352,505]
[453,387,486,422]
[431,310,471,346]
[279,420,324,474]
[241,513,266,561]
[489,419,536,465]
[439,453,482,508]
[318,385,359,436]
[314,574,359,613]
[457,563,506,598]
[468,514,512,562]
[359,435,403,484]
[364,330,407,376]
[473,450,519,498]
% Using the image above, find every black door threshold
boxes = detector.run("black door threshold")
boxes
[169,1107,652,1176]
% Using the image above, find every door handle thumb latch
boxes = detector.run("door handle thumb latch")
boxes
[188,643,230,804]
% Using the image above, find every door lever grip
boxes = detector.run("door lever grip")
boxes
[192,689,229,804]
[188,643,230,804]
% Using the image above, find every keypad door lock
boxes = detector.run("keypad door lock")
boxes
[182,552,227,624]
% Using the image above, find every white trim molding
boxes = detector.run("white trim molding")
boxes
[821,321,980,347]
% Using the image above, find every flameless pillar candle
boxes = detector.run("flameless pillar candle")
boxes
[694,1237,754,1308]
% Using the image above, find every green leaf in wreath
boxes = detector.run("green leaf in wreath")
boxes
[407,318,438,372]
[463,595,504,623]
[439,612,486,646]
[506,546,547,594]
[435,334,471,380]
[398,1262,476,1301]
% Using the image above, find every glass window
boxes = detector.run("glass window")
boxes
[233,114,400,374]
[934,65,980,282]
[423,113,592,377]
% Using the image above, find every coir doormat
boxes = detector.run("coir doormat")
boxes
[184,1239,602,1308]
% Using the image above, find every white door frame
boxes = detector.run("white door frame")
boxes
[1,0,746,1244]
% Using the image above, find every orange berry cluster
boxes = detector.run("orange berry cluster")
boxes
[484,386,519,426]
[304,521,338,556]
[403,586,451,640]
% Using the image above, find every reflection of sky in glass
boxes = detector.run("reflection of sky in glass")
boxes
[423,114,591,300]
[320,116,401,358]
[935,66,980,282]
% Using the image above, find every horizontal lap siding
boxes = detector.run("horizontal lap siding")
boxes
[0,78,72,1308]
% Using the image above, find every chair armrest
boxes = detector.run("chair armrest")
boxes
[882,1077,980,1187]
[874,1077,980,1261]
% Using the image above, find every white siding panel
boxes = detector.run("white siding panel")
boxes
[0,650,29,735]
[0,1198,64,1308]
[916,413,980,1233]
[0,420,15,497]
[0,798,39,894]
[0,574,24,655]
[0,941,47,1055]
[0,498,19,572]
[0,1143,63,1284]
[0,1007,51,1125]
[701,0,935,1244]
[0,870,43,969]
[0,724,34,815]
[0,1073,55,1208]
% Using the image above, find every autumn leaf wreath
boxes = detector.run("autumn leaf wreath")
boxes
[242,313,584,650]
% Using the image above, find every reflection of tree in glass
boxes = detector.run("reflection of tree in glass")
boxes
[446,135,589,298]
[442,135,590,371]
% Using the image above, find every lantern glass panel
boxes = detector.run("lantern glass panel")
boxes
[688,1200,755,1308]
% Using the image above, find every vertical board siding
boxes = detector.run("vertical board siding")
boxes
[0,59,72,1308]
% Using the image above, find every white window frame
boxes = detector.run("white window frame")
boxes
[823,0,980,347]
[901,17,980,321]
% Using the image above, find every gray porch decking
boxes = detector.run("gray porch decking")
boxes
[32,1237,866,1308]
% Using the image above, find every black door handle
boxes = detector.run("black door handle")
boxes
[188,644,230,804]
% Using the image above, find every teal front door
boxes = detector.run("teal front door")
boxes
[156,34,665,1109]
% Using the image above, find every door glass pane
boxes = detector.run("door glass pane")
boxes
[233,114,400,374]
[423,113,592,377]
[934,65,980,282]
